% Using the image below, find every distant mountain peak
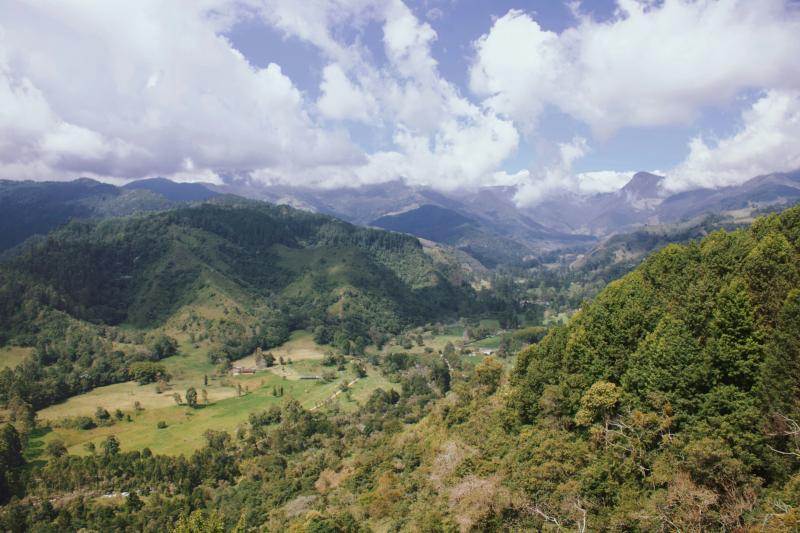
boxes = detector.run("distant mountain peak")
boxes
[622,172,665,198]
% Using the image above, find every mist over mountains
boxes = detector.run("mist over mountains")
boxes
[3,168,800,267]
[212,168,800,262]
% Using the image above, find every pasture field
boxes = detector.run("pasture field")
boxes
[33,331,395,457]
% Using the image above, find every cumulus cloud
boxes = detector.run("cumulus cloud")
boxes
[0,0,361,181]
[1,0,799,197]
[317,63,377,122]
[252,0,520,191]
[666,90,800,191]
[0,0,519,191]
[470,1,800,136]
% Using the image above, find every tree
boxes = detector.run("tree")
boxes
[474,357,503,394]
[173,393,182,405]
[622,315,706,411]
[443,342,456,360]
[352,362,367,378]
[575,381,620,427]
[171,510,226,533]
[431,361,450,394]
[201,388,209,405]
[127,491,144,512]
[129,362,170,385]
[46,439,67,458]
[186,387,198,408]
[150,334,178,359]
[95,406,110,421]
[101,435,120,456]
[704,279,763,390]
[0,424,25,503]
[354,336,368,356]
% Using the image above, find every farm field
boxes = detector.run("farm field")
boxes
[33,331,396,457]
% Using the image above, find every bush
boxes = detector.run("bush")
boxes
[46,439,67,458]
[157,421,167,429]
[76,416,97,430]
[129,362,170,385]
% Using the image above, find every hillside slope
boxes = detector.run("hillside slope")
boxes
[0,202,472,412]
[1,202,468,333]
[0,178,173,252]
[283,204,800,531]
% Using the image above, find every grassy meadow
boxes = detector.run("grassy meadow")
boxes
[32,330,395,457]
[29,323,508,459]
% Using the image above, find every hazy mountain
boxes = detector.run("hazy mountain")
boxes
[0,178,225,254]
[214,178,595,266]
[123,177,219,202]
[372,204,478,243]
[656,169,800,222]
[0,178,172,252]
[5,168,798,265]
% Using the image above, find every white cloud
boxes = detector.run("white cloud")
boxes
[470,1,800,137]
[0,0,361,182]
[255,0,521,191]
[2,0,798,196]
[575,170,635,195]
[0,0,520,192]
[513,137,590,206]
[317,63,377,122]
[666,90,800,191]
[511,137,637,206]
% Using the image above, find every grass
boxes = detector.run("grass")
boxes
[0,345,33,369]
[33,330,396,457]
[28,324,513,458]
[233,330,328,366]
[471,336,503,349]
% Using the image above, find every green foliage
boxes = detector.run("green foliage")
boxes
[186,387,198,408]
[171,510,226,533]
[506,204,800,528]
[129,362,170,385]
[473,357,503,394]
[150,334,178,358]
[574,381,620,426]
[0,424,24,503]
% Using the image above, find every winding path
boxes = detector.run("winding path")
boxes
[310,377,360,411]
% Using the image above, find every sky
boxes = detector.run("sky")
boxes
[1,0,800,205]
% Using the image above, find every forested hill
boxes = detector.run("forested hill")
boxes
[503,203,800,529]
[0,202,469,334]
[280,204,800,530]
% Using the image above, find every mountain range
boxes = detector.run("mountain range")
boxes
[2,169,799,267]
[215,168,800,262]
